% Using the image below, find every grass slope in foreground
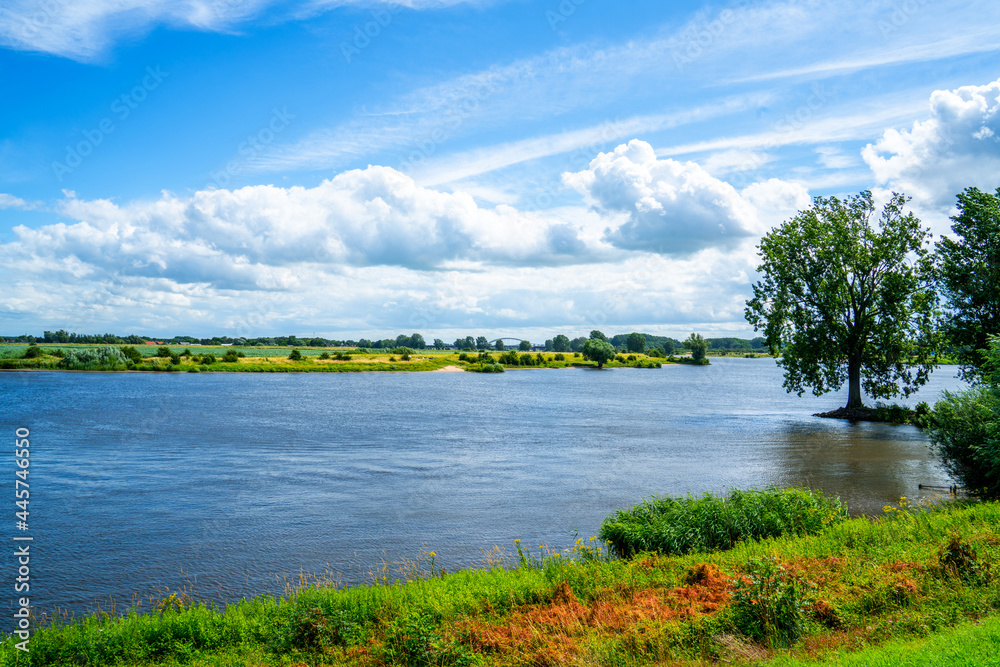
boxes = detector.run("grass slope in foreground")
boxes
[6,493,1000,665]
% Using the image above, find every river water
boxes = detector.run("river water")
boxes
[0,359,966,615]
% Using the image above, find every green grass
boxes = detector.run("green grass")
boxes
[770,614,1000,666]
[599,487,848,557]
[7,498,1000,665]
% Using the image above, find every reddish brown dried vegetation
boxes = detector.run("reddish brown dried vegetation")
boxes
[456,566,734,664]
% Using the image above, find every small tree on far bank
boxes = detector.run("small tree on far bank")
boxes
[626,332,646,353]
[745,191,939,414]
[683,334,709,360]
[582,338,616,368]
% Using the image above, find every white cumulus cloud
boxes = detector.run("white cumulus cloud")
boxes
[564,140,809,256]
[862,78,1000,213]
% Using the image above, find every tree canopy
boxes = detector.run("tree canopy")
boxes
[937,187,1000,383]
[626,332,646,353]
[745,191,939,412]
[582,338,616,368]
[683,333,709,361]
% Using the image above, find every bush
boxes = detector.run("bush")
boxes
[156,346,173,357]
[60,346,129,371]
[289,349,303,361]
[391,347,414,356]
[458,353,471,362]
[477,363,505,373]
[498,351,520,366]
[201,354,217,365]
[222,349,240,363]
[22,345,44,359]
[120,346,144,363]
[553,353,565,361]
[319,352,331,360]
[519,353,534,366]
[928,386,1000,497]
[169,353,182,365]
[731,557,808,648]
[181,348,193,357]
[598,486,846,557]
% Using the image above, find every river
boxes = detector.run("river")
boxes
[0,358,965,615]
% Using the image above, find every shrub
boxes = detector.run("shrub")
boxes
[400,353,411,361]
[391,347,414,356]
[60,346,129,371]
[22,345,44,359]
[478,363,505,373]
[519,353,534,366]
[458,353,471,362]
[498,351,520,366]
[927,338,1000,498]
[201,354,217,365]
[169,353,182,365]
[335,351,352,361]
[648,348,664,358]
[598,486,846,557]
[289,349,303,361]
[554,353,565,361]
[731,557,809,648]
[222,349,240,363]
[156,346,173,357]
[318,352,331,360]
[181,348,193,357]
[120,346,143,363]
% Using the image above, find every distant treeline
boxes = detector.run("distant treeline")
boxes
[3,329,767,354]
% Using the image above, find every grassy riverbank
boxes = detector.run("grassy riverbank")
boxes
[5,495,1000,666]
[0,344,698,372]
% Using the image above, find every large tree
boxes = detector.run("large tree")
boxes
[937,187,1000,383]
[745,191,939,413]
[683,333,709,361]
[582,338,616,369]
[552,334,571,352]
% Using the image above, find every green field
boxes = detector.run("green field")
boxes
[5,496,1000,665]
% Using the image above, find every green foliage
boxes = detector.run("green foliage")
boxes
[582,338,616,368]
[626,332,646,353]
[683,333,709,360]
[181,348,193,357]
[156,346,173,357]
[457,352,471,362]
[318,352,331,360]
[937,532,990,585]
[494,339,505,351]
[519,353,534,366]
[552,334,570,352]
[475,363,505,373]
[201,354,217,365]
[731,557,809,648]
[936,187,1000,383]
[120,346,144,363]
[554,353,565,361]
[288,349,303,361]
[169,353,182,365]
[22,345,43,359]
[598,486,846,557]
[498,351,520,366]
[59,346,129,371]
[222,349,240,363]
[519,340,531,351]
[745,190,939,410]
[391,347,414,356]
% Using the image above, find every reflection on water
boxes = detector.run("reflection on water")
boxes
[770,422,948,514]
[0,359,966,613]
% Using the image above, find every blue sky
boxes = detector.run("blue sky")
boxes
[2,0,1000,340]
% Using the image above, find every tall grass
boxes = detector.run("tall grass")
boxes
[599,486,847,557]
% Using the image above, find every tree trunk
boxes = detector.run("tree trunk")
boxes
[846,353,863,411]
